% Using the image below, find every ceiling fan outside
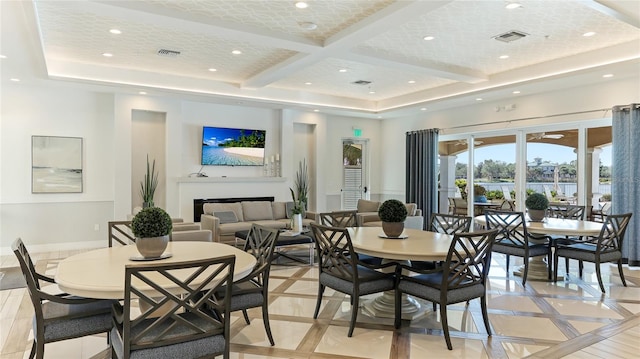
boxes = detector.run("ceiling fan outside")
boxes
[528,132,564,140]
[454,139,484,146]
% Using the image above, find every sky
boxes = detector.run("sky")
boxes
[456,143,612,166]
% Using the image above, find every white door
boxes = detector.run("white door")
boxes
[341,139,369,210]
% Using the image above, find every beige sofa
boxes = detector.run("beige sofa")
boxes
[200,201,317,244]
[355,199,424,229]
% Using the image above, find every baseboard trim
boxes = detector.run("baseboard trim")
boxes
[1,240,105,255]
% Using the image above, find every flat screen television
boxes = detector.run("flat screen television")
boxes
[201,126,266,166]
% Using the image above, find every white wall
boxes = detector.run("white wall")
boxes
[3,73,636,251]
[1,83,115,249]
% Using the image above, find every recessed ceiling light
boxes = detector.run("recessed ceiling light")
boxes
[232,50,242,55]
[0,54,6,59]
[369,91,376,94]
[109,29,121,34]
[10,78,20,82]
[420,108,427,111]
[499,55,509,59]
[139,91,147,95]
[208,68,217,72]
[408,80,416,84]
[583,31,596,37]
[476,98,483,101]
[313,109,319,112]
[295,1,308,9]
[304,82,312,85]
[505,2,522,10]
[602,74,614,78]
[513,90,521,94]
[377,116,382,119]
[299,22,317,30]
[102,52,113,57]
[339,69,347,73]
[423,36,435,41]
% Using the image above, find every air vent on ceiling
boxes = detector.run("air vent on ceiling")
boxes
[493,30,528,43]
[157,49,181,57]
[352,80,372,86]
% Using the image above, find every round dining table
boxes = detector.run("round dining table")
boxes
[55,241,256,299]
[348,227,457,320]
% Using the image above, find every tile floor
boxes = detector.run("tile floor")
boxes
[1,248,639,359]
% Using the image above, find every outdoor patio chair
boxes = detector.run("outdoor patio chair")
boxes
[12,238,114,359]
[483,210,552,285]
[310,223,396,337]
[394,229,498,350]
[217,224,279,346]
[554,213,632,293]
[111,255,236,359]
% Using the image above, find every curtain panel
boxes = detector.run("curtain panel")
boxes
[611,104,640,266]
[406,129,439,230]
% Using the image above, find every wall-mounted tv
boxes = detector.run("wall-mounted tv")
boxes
[201,126,266,166]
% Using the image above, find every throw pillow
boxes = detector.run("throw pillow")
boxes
[405,203,417,216]
[272,202,287,220]
[215,211,238,224]
[241,201,274,221]
[285,201,294,219]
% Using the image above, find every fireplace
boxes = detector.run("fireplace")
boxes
[193,196,275,222]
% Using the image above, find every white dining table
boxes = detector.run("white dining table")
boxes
[55,241,257,299]
[474,215,604,281]
[348,227,457,320]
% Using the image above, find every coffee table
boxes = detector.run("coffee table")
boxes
[235,229,315,265]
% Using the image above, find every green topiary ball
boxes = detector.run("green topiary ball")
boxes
[131,207,173,238]
[378,199,408,222]
[525,192,549,210]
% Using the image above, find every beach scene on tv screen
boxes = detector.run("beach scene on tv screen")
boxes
[202,127,265,166]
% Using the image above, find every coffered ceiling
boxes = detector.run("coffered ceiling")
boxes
[3,0,640,118]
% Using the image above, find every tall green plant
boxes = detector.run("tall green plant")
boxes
[294,159,309,208]
[140,155,158,208]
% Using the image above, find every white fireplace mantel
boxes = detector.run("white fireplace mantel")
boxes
[176,176,286,183]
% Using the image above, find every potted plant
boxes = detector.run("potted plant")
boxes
[131,206,173,258]
[473,185,487,203]
[525,192,549,222]
[140,155,158,208]
[294,159,309,211]
[289,188,304,232]
[378,199,408,238]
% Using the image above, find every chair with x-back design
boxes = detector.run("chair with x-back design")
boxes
[318,210,358,228]
[546,204,586,274]
[319,210,384,266]
[408,213,473,271]
[395,229,498,350]
[554,212,632,293]
[310,223,395,337]
[13,238,115,359]
[110,255,236,359]
[219,224,279,346]
[484,210,552,285]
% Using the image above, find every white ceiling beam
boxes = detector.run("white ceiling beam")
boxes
[583,0,640,29]
[90,0,321,52]
[344,49,487,83]
[242,1,452,88]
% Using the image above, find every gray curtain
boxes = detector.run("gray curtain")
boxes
[406,129,439,230]
[612,104,640,266]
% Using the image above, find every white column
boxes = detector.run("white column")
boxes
[589,148,602,208]
[438,155,457,213]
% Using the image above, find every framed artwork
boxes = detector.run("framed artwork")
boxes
[32,136,83,193]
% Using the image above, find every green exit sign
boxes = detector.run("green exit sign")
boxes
[353,128,362,137]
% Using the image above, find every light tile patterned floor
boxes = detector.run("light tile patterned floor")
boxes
[1,248,639,358]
